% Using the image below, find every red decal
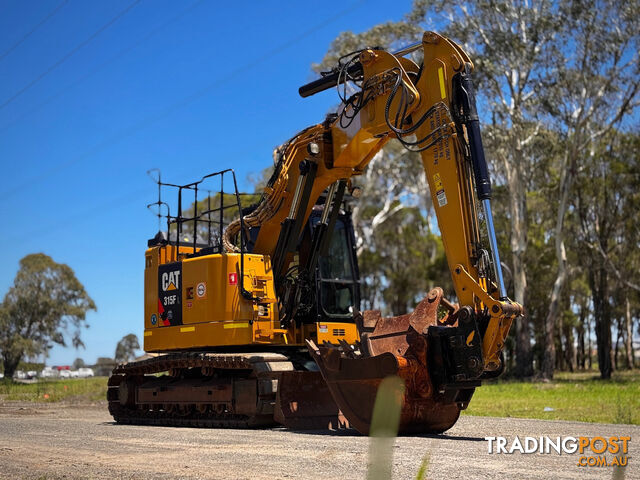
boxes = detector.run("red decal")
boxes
[228,272,237,285]
[158,299,170,325]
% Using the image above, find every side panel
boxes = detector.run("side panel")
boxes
[144,251,280,352]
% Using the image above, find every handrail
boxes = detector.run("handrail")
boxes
[147,169,254,300]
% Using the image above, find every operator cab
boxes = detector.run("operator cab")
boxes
[309,207,360,320]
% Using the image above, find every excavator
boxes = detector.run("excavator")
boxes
[108,31,523,434]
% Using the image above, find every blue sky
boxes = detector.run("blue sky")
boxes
[0,0,413,365]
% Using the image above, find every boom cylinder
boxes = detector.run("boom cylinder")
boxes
[482,199,508,300]
[453,65,491,201]
[453,64,507,300]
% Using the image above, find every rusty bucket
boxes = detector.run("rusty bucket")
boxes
[308,287,473,435]
[274,370,349,430]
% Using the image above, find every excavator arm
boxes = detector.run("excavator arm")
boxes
[223,31,523,434]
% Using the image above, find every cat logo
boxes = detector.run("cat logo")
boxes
[161,270,180,292]
[158,263,183,326]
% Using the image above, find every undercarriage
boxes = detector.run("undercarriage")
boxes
[109,288,487,434]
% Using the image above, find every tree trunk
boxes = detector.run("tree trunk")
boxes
[506,341,516,372]
[625,296,634,369]
[543,152,573,380]
[512,276,532,376]
[1,353,21,380]
[563,323,576,372]
[542,267,564,379]
[587,317,593,370]
[557,311,566,371]
[598,316,613,378]
[577,306,586,369]
[590,265,612,379]
[555,337,563,371]
[577,327,585,370]
[614,317,622,370]
[504,152,533,378]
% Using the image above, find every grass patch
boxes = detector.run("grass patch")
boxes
[463,369,640,424]
[0,377,108,403]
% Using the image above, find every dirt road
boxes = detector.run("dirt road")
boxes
[0,403,636,479]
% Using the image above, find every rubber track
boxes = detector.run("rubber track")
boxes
[108,352,292,428]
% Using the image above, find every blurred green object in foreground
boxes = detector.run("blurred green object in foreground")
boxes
[367,375,405,480]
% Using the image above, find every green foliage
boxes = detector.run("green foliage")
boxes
[172,192,258,244]
[114,333,140,363]
[360,207,453,315]
[0,253,95,379]
[572,131,640,377]
[17,361,45,372]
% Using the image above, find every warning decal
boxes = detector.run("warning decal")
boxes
[158,262,182,326]
[433,173,443,191]
[433,173,447,207]
[436,189,448,207]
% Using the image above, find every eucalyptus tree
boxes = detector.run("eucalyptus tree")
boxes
[539,0,639,378]
[115,333,140,364]
[574,131,640,378]
[0,253,95,379]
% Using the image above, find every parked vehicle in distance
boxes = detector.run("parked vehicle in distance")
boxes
[77,368,94,378]
[59,370,71,379]
[40,367,58,378]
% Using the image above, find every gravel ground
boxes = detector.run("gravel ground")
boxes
[0,402,637,479]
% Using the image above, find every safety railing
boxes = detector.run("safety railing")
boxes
[147,169,255,300]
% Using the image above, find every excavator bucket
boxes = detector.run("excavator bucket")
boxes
[274,370,349,430]
[308,287,477,435]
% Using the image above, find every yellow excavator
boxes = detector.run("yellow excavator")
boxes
[108,31,523,434]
